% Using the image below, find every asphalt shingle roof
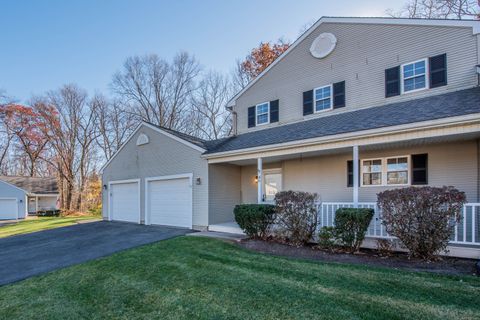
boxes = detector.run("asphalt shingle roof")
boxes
[204,87,480,154]
[0,176,59,194]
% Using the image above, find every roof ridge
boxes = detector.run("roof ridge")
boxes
[143,121,207,143]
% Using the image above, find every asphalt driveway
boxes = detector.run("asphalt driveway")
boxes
[0,221,192,286]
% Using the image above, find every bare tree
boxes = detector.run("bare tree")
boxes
[387,0,479,19]
[191,71,232,139]
[92,95,136,160]
[111,52,200,132]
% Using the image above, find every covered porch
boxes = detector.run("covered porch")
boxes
[207,131,480,257]
[27,194,59,216]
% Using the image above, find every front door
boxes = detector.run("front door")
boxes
[263,170,282,203]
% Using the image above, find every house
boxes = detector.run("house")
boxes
[101,17,480,258]
[0,176,59,219]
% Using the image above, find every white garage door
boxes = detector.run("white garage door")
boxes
[0,199,18,220]
[147,176,192,228]
[109,180,140,223]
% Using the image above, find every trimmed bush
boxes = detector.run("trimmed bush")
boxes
[317,226,336,251]
[377,186,466,260]
[334,208,374,253]
[234,204,276,239]
[274,191,318,245]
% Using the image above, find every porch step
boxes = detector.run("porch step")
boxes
[208,222,245,235]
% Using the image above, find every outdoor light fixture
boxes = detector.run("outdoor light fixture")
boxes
[254,176,258,183]
[103,184,108,190]
[196,177,201,185]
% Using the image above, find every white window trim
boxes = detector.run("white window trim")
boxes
[255,101,270,126]
[400,58,429,95]
[314,84,333,113]
[360,156,411,187]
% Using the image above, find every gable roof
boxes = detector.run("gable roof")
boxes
[145,122,208,149]
[206,87,480,155]
[227,16,480,108]
[0,176,58,194]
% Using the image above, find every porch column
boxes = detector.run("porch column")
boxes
[353,145,359,207]
[257,157,263,204]
[35,196,39,213]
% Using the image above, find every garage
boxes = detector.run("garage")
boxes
[0,198,18,220]
[109,179,140,223]
[146,174,192,228]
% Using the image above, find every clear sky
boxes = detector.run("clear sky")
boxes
[0,0,403,102]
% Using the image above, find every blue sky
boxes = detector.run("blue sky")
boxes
[0,0,403,102]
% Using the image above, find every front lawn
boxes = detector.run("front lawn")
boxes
[0,215,100,238]
[0,237,478,319]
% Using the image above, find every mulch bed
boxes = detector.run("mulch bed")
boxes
[238,239,479,276]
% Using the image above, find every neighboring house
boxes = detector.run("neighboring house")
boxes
[0,176,59,220]
[101,17,480,258]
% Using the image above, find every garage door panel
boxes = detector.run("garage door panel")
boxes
[0,199,18,220]
[147,177,192,228]
[110,181,139,223]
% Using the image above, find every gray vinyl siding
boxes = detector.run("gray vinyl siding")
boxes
[235,23,478,134]
[240,140,479,204]
[0,181,26,218]
[102,125,209,229]
[208,163,241,224]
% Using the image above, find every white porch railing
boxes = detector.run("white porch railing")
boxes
[317,202,480,246]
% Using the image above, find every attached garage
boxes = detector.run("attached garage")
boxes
[146,174,193,228]
[0,198,19,220]
[108,179,140,223]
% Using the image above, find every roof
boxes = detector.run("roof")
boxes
[0,176,59,194]
[205,87,480,154]
[146,123,209,149]
[227,16,480,108]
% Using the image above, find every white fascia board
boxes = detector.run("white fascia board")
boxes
[226,17,480,108]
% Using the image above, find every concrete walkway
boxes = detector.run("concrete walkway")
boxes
[0,221,192,286]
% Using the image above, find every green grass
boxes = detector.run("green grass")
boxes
[0,215,100,238]
[0,237,478,320]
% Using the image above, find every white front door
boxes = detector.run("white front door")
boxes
[146,175,192,228]
[0,199,18,220]
[109,180,140,223]
[263,170,282,202]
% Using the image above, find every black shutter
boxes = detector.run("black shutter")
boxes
[429,53,447,88]
[412,154,428,185]
[347,160,360,187]
[248,106,256,128]
[270,100,279,123]
[303,90,313,116]
[385,66,400,98]
[333,81,345,108]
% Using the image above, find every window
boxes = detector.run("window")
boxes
[362,159,382,186]
[361,156,410,186]
[386,157,409,185]
[256,102,269,125]
[402,59,428,93]
[314,85,332,112]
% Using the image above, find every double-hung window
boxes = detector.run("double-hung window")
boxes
[314,85,332,112]
[361,156,410,186]
[362,159,382,186]
[401,59,428,93]
[386,157,409,185]
[256,102,269,125]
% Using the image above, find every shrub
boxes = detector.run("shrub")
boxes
[234,204,276,239]
[317,226,336,251]
[377,186,466,260]
[376,238,396,257]
[334,208,374,253]
[274,191,318,245]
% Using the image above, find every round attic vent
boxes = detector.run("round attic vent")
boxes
[136,133,149,146]
[310,33,337,59]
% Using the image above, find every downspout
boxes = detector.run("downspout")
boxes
[226,105,238,136]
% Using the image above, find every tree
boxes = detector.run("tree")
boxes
[191,71,232,139]
[387,0,479,19]
[92,95,136,160]
[0,104,50,176]
[234,40,290,89]
[111,52,200,132]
